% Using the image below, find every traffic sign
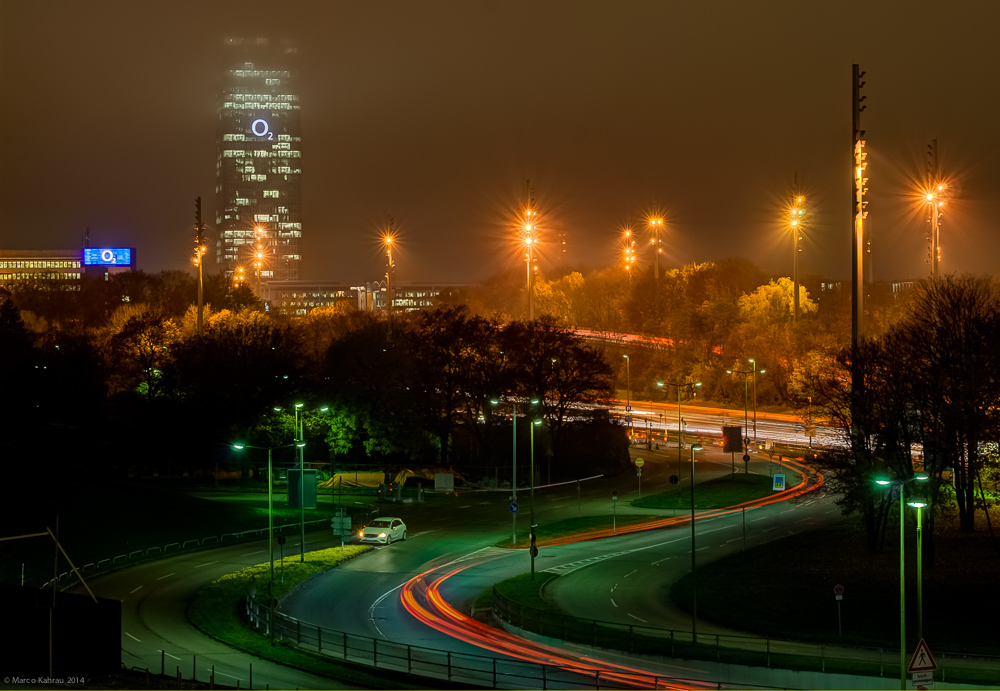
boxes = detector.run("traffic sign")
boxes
[907,638,938,672]
[744,436,751,447]
[510,502,518,513]
[635,458,644,468]
[833,584,844,596]
[669,474,679,484]
[773,474,786,491]
[612,489,618,501]
[742,454,750,462]
[911,671,934,684]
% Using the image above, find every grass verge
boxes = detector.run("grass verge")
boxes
[494,514,661,548]
[632,472,785,509]
[186,545,441,689]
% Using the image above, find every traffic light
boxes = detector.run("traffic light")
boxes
[529,524,538,558]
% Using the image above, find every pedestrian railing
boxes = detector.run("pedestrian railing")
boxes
[245,594,769,690]
[492,586,998,684]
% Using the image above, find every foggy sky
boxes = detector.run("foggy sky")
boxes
[2,0,999,286]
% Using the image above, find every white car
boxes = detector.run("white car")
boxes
[359,517,407,544]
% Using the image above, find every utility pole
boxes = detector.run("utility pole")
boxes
[194,197,206,335]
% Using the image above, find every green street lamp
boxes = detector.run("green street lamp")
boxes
[907,497,929,641]
[492,397,519,545]
[689,442,703,643]
[530,417,542,580]
[875,472,929,690]
[232,439,305,646]
[660,381,702,480]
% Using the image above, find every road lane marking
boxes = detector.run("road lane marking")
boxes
[125,632,141,642]
[156,573,175,580]
[624,569,637,578]
[696,546,711,551]
[241,550,266,556]
[627,613,647,623]
[158,650,181,660]
[212,671,244,681]
[194,561,218,568]
[611,584,617,593]
[129,586,143,594]
[611,599,618,607]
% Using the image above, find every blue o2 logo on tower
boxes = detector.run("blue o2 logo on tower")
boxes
[251,119,274,140]
[84,248,131,266]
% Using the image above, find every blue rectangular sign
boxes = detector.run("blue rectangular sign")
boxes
[84,248,132,266]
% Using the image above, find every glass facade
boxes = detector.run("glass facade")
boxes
[216,37,302,284]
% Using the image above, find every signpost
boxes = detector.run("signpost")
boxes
[773,474,786,491]
[510,502,518,514]
[635,458,644,498]
[908,638,937,688]
[612,489,618,532]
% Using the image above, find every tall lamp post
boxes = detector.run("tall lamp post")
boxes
[875,472,929,690]
[729,360,765,443]
[648,216,664,283]
[689,442,703,642]
[790,192,805,322]
[383,230,395,314]
[490,398,538,545]
[529,417,542,580]
[232,439,305,646]
[659,381,702,478]
[623,355,632,438]
[523,203,537,321]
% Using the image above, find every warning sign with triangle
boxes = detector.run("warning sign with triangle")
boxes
[907,638,938,672]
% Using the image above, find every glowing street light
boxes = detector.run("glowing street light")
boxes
[231,438,306,646]
[874,472,929,690]
[789,192,805,322]
[689,442,704,642]
[647,216,664,283]
[658,380,702,479]
[523,209,538,320]
[621,225,636,278]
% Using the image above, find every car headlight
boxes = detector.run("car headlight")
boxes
[378,532,387,538]
[358,531,363,538]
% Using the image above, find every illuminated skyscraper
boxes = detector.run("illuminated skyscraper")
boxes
[216,37,302,284]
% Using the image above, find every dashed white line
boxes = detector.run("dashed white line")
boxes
[611,599,618,608]
[624,569,637,578]
[125,632,141,642]
[129,585,143,594]
[610,584,618,593]
[156,573,175,581]
[194,561,218,568]
[696,546,711,552]
[627,613,647,623]
[241,550,266,556]
[158,650,181,660]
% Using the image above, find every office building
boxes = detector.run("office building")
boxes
[216,37,302,287]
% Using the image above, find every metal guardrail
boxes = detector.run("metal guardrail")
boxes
[41,514,370,590]
[491,586,997,683]
[245,595,737,690]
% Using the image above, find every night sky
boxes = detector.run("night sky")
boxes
[2,1,999,285]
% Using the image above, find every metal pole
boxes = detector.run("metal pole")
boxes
[677,387,683,474]
[691,446,698,643]
[916,505,923,641]
[299,410,305,563]
[268,447,275,647]
[752,362,758,442]
[512,402,517,545]
[899,488,905,691]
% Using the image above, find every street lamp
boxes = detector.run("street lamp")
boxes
[523,206,538,320]
[659,381,702,479]
[232,439,305,646]
[729,361,765,446]
[529,417,542,580]
[623,355,631,438]
[382,229,395,314]
[648,216,664,283]
[492,397,519,545]
[689,442,703,643]
[622,225,636,279]
[790,193,805,322]
[907,497,928,641]
[749,359,764,441]
[875,472,929,690]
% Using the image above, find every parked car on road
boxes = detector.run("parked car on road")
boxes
[359,517,407,544]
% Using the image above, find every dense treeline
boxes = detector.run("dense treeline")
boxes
[1,271,622,485]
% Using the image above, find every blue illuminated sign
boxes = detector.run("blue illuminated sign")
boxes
[84,248,132,266]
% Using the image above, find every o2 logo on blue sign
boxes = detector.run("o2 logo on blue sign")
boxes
[84,248,131,266]
[251,119,274,140]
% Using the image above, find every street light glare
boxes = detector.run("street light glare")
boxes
[233,443,245,450]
